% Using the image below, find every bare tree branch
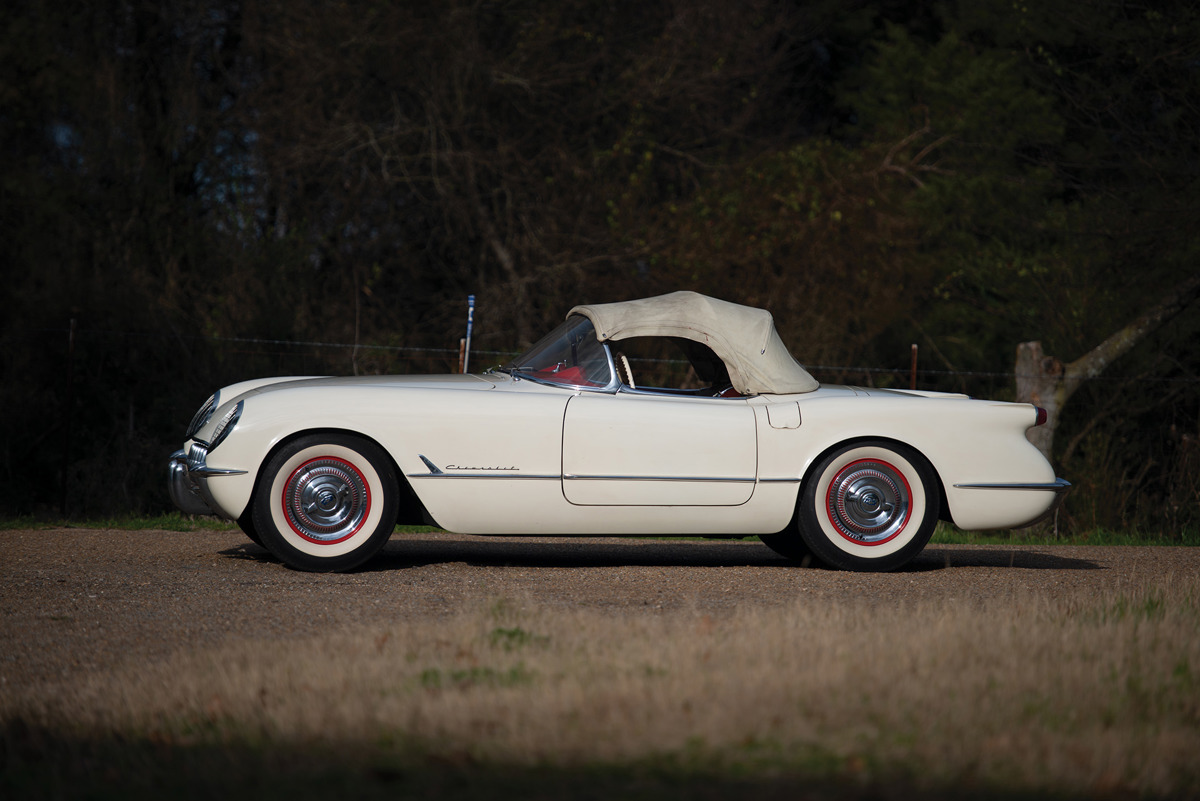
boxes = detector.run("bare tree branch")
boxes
[1018,270,1200,459]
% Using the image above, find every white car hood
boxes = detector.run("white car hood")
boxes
[231,373,496,402]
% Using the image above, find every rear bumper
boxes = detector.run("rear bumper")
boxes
[953,478,1072,494]
[952,478,1071,528]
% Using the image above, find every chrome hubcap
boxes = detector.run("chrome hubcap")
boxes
[826,459,911,544]
[283,457,369,543]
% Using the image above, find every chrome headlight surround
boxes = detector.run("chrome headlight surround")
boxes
[208,400,243,451]
[185,392,219,440]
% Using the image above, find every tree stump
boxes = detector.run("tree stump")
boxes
[1015,341,1063,460]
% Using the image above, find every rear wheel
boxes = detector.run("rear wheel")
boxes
[797,440,938,572]
[252,433,398,572]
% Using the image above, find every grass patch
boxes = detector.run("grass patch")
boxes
[489,626,551,651]
[0,512,240,532]
[0,512,443,535]
[418,663,536,690]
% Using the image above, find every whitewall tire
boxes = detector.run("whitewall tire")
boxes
[252,434,398,572]
[797,440,938,572]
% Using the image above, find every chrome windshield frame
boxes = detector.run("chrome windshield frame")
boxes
[501,316,620,393]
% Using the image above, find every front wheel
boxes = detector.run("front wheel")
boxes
[252,433,398,572]
[758,530,812,562]
[236,510,263,547]
[797,441,938,572]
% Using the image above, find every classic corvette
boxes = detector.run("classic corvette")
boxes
[168,291,1068,572]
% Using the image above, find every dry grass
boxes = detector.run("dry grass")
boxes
[5,577,1200,798]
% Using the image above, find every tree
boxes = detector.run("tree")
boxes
[1017,272,1200,459]
[833,1,1200,531]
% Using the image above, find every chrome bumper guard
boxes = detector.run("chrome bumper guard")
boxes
[167,445,246,517]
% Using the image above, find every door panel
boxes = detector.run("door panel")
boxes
[562,393,757,506]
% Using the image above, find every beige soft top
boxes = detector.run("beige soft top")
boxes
[568,291,819,395]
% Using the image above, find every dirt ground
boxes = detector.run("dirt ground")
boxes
[3,527,1196,692]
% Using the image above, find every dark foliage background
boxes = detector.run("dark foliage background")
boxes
[2,0,1197,534]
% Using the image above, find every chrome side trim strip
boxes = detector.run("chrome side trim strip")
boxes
[412,454,554,480]
[564,474,757,484]
[408,473,798,484]
[410,473,560,480]
[418,455,444,475]
[953,479,1072,493]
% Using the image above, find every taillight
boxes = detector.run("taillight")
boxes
[1034,407,1048,426]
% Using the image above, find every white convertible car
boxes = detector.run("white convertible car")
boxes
[169,291,1068,572]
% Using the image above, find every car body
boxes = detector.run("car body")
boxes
[169,291,1068,572]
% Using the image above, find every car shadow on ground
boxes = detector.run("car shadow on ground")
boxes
[220,537,1103,573]
[913,546,1102,571]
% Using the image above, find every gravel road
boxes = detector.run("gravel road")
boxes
[3,527,1195,692]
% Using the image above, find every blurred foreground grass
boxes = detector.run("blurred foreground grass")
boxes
[4,572,1199,800]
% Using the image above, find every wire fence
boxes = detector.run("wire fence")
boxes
[13,324,1200,388]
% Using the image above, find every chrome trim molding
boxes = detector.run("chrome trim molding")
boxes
[955,478,1072,528]
[167,443,247,517]
[412,454,553,480]
[953,478,1072,493]
[564,474,757,484]
[409,472,797,484]
[185,392,218,440]
[168,449,213,516]
[513,374,620,393]
[410,473,560,480]
[614,384,746,400]
[952,478,1073,528]
[187,442,208,466]
[505,342,620,394]
[207,400,243,451]
[192,466,248,478]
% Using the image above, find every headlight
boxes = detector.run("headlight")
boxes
[186,392,219,439]
[208,400,243,450]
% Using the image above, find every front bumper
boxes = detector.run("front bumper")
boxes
[167,444,247,517]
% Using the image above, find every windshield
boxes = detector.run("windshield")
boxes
[504,315,615,389]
